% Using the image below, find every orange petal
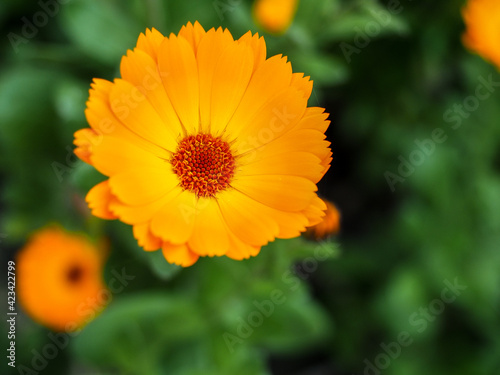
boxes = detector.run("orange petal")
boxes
[109,79,178,152]
[162,242,199,267]
[237,87,306,141]
[85,180,118,219]
[238,151,324,182]
[120,48,185,139]
[150,190,196,245]
[88,78,113,99]
[291,72,313,99]
[303,195,327,227]
[224,54,293,139]
[133,223,162,251]
[91,136,166,177]
[196,27,235,132]
[108,168,180,206]
[239,128,330,168]
[158,34,200,134]
[267,207,308,239]
[305,199,340,239]
[293,107,330,133]
[136,28,165,61]
[109,188,180,225]
[85,79,170,159]
[232,174,316,212]
[188,198,230,256]
[225,229,262,260]
[218,188,307,241]
[230,88,307,159]
[210,42,254,135]
[217,189,279,246]
[178,21,206,54]
[74,128,100,164]
[238,31,267,72]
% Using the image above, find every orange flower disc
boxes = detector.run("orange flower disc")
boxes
[74,22,332,267]
[171,134,235,198]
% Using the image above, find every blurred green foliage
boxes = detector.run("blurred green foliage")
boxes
[1,0,500,374]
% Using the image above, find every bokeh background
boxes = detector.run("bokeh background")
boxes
[1,0,500,374]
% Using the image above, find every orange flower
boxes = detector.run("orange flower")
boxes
[253,0,299,34]
[74,22,331,267]
[462,0,500,68]
[17,226,107,331]
[305,199,340,240]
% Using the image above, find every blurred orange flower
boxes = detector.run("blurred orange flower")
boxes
[462,0,500,68]
[74,22,331,267]
[17,226,107,331]
[253,0,299,34]
[305,199,340,240]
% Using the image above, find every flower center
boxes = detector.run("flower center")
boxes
[171,134,235,198]
[66,264,84,284]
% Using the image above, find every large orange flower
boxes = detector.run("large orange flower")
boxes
[462,0,500,69]
[74,22,331,267]
[17,226,107,331]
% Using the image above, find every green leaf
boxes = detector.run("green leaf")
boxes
[153,338,270,375]
[267,237,340,265]
[0,66,60,158]
[321,11,408,43]
[60,0,142,65]
[290,52,349,86]
[73,293,206,371]
[246,284,333,353]
[53,78,88,140]
[374,267,429,337]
